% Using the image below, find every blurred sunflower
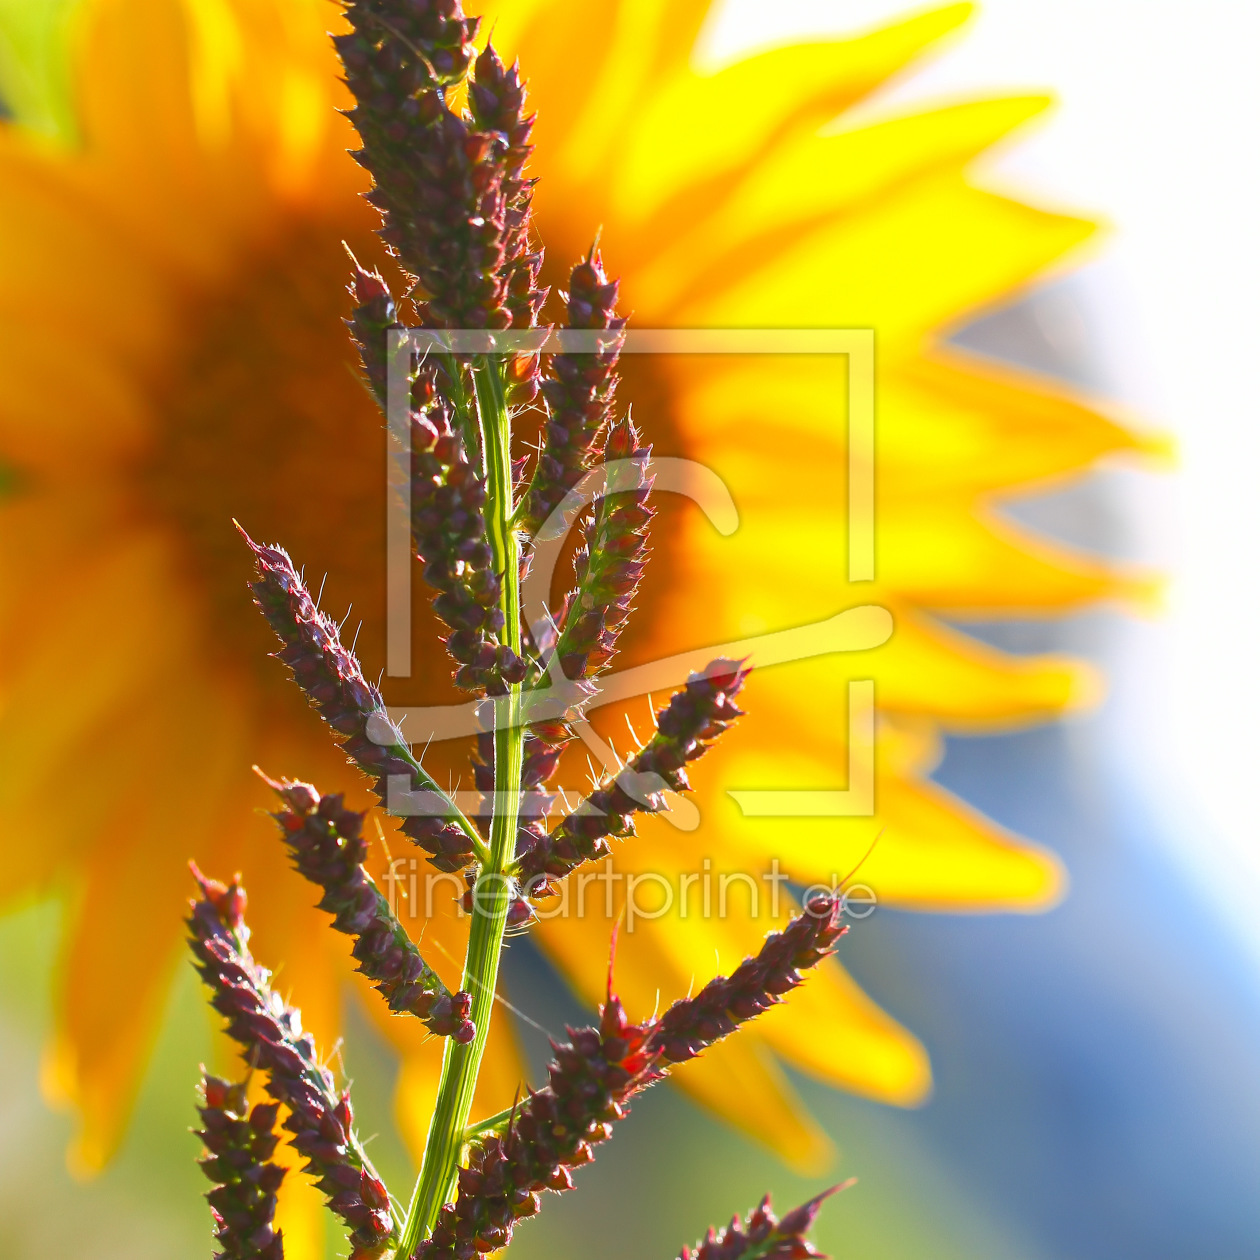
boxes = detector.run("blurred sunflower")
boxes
[0,0,1152,1252]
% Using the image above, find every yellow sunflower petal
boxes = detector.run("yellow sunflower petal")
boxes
[43,667,246,1171]
[710,739,1065,909]
[676,497,1133,616]
[632,93,1052,311]
[669,1035,833,1174]
[893,352,1170,490]
[678,174,1095,355]
[673,348,1152,501]
[0,534,184,839]
[871,612,1100,724]
[76,0,205,171]
[754,955,931,1104]
[609,5,977,225]
[0,143,172,361]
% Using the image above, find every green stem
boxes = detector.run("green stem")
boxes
[440,351,479,462]
[461,1102,518,1142]
[396,358,523,1257]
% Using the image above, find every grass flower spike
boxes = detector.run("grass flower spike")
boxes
[243,528,483,872]
[337,0,509,328]
[678,1190,840,1260]
[197,1074,287,1260]
[261,772,475,1040]
[419,993,661,1257]
[187,868,396,1256]
[407,407,526,694]
[421,896,845,1256]
[542,416,654,686]
[521,251,625,536]
[651,894,847,1064]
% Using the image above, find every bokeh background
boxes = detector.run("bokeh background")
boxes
[3,1,1260,1257]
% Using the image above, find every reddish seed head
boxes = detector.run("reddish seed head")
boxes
[190,861,246,930]
[570,247,610,297]
[335,1092,354,1131]
[603,418,639,463]
[505,897,534,928]
[189,869,396,1255]
[282,780,320,815]
[202,1072,240,1112]
[347,254,389,306]
[197,1066,287,1257]
[673,1188,843,1260]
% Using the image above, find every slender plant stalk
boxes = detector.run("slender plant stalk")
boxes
[398,356,524,1255]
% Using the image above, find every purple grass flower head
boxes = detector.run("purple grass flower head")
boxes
[241,526,481,873]
[469,43,547,403]
[337,1,515,330]
[409,411,527,693]
[651,894,847,1065]
[418,986,660,1258]
[344,254,400,412]
[543,416,654,687]
[197,1072,286,1260]
[678,1189,840,1260]
[187,867,396,1258]
[260,771,474,1041]
[521,248,626,536]
[516,659,749,890]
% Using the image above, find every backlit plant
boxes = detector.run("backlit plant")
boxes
[189,2,848,1255]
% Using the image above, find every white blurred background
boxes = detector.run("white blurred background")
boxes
[710,0,1260,950]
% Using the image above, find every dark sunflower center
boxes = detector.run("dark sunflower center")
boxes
[141,218,396,702]
[139,218,689,766]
